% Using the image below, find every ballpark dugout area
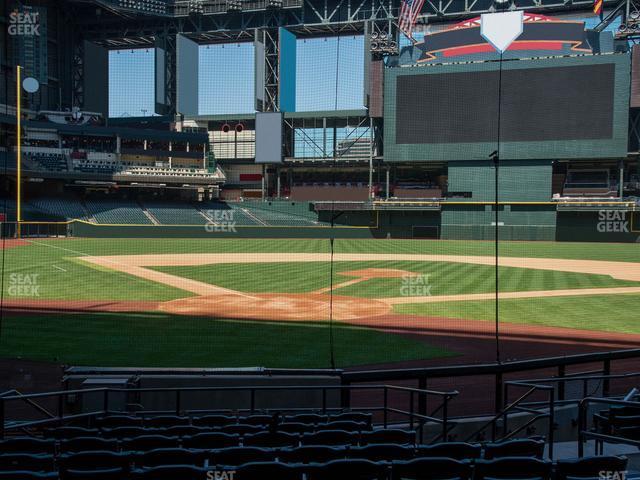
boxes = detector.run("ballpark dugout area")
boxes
[3,0,640,477]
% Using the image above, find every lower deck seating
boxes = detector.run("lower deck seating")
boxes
[142,202,208,225]
[0,412,629,479]
[84,199,151,225]
[28,198,88,221]
[6,197,326,227]
[25,153,68,172]
[0,449,626,480]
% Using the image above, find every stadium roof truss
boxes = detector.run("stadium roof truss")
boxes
[71,0,612,42]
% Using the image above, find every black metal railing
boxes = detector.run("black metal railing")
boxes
[0,384,457,442]
[4,348,640,454]
[342,348,640,416]
[577,397,640,457]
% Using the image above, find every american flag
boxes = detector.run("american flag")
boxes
[398,0,426,41]
[593,0,603,16]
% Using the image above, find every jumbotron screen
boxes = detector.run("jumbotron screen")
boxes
[384,54,630,161]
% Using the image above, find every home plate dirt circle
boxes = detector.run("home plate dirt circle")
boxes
[159,293,392,321]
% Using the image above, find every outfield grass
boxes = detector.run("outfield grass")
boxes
[395,294,640,334]
[152,260,638,299]
[8,237,640,261]
[0,312,453,368]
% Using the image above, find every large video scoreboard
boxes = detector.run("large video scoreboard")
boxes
[383,54,630,161]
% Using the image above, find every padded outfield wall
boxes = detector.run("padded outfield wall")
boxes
[68,210,441,239]
[556,209,640,243]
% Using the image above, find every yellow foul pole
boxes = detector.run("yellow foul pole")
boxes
[16,66,21,238]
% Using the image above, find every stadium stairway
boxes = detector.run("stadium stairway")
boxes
[138,202,160,226]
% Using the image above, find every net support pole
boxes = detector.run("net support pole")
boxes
[16,66,22,239]
[619,159,624,198]
[494,51,504,365]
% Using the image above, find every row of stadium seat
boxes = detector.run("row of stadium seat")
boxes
[0,454,628,480]
[0,439,545,462]
[8,428,416,452]
[88,412,370,428]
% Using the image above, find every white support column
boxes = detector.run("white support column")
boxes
[386,168,390,200]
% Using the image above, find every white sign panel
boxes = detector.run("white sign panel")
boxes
[480,11,524,53]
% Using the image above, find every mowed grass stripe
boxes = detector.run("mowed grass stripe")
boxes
[0,313,453,368]
[394,294,640,335]
[11,238,640,262]
[3,251,189,301]
[150,261,639,299]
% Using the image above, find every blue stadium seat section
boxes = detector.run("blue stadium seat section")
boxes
[84,199,152,225]
[0,412,629,479]
[10,197,328,226]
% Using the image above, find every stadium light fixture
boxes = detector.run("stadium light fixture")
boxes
[188,0,205,15]
[226,0,243,13]
[492,0,513,10]
[267,0,284,9]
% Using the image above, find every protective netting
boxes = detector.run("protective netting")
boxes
[1,26,639,378]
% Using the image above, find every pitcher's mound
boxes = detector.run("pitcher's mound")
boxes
[159,293,392,321]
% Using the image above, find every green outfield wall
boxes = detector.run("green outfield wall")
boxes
[556,210,640,243]
[9,207,639,243]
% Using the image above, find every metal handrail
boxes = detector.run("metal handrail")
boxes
[464,381,555,458]
[343,348,640,383]
[343,348,640,416]
[577,397,640,457]
[0,384,458,440]
[504,381,556,459]
[0,390,55,421]
[496,371,640,411]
